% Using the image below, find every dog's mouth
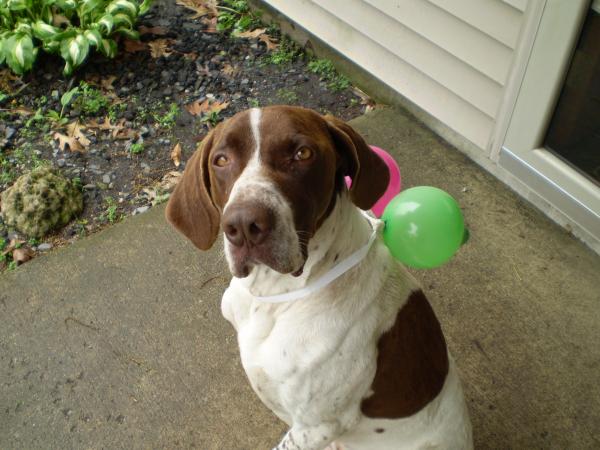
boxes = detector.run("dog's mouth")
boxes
[228,244,306,278]
[227,230,309,279]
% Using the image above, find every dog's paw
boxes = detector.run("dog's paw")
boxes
[324,442,345,450]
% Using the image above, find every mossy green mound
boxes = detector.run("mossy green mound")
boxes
[0,166,83,238]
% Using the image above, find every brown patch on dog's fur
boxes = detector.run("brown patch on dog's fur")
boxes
[361,290,449,418]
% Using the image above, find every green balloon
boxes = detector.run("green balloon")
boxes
[382,186,467,269]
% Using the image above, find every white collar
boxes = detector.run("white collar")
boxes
[234,213,379,303]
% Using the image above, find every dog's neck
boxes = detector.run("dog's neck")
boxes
[238,193,376,298]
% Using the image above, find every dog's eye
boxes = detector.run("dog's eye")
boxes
[294,148,313,161]
[214,155,229,167]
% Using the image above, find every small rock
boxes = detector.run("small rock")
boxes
[38,243,53,251]
[83,183,96,190]
[57,159,66,168]
[5,127,17,140]
[163,86,172,96]
[120,86,130,95]
[139,126,151,137]
[102,174,111,184]
[133,206,150,215]
[44,73,52,81]
[241,78,250,85]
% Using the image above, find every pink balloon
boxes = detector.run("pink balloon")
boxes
[345,145,402,218]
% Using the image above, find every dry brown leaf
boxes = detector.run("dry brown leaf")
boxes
[208,100,229,114]
[183,51,198,61]
[185,99,229,117]
[101,75,117,92]
[222,63,236,77]
[11,106,34,116]
[148,39,174,58]
[176,0,218,19]
[171,143,182,167]
[235,28,267,39]
[66,121,91,147]
[52,13,70,27]
[259,34,279,51]
[87,117,117,131]
[201,16,218,33]
[12,248,34,265]
[1,239,24,256]
[185,99,211,116]
[139,25,168,35]
[124,39,148,53]
[54,132,84,152]
[114,125,137,140]
[160,171,183,191]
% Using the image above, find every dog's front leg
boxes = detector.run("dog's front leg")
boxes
[273,422,346,450]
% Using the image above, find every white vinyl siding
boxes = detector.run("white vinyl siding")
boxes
[264,0,527,151]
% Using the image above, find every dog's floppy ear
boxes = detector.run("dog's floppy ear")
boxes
[325,115,389,210]
[165,129,220,250]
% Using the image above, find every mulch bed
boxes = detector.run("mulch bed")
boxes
[0,0,369,271]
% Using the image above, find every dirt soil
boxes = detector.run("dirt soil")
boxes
[0,0,367,271]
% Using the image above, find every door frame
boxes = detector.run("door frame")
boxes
[499,0,599,243]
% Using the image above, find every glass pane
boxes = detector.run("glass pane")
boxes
[544,6,600,186]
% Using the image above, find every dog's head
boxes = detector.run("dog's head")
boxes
[166,106,388,278]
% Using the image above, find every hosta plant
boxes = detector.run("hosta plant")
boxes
[0,0,152,75]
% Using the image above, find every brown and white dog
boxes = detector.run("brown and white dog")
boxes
[166,106,473,450]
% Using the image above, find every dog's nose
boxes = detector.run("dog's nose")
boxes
[223,203,274,247]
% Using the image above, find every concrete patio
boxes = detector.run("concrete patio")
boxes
[1,107,599,449]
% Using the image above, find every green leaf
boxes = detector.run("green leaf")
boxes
[14,22,32,35]
[139,0,152,15]
[60,33,89,67]
[98,38,116,58]
[7,0,28,11]
[32,21,59,40]
[107,0,138,17]
[63,60,73,76]
[6,33,36,74]
[112,12,133,29]
[42,40,60,53]
[81,0,105,15]
[60,86,79,108]
[54,0,77,10]
[84,29,102,47]
[114,27,138,40]
[95,13,114,33]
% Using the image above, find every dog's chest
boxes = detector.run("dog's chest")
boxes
[222,282,382,423]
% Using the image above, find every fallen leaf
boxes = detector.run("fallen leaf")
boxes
[235,28,267,39]
[185,99,230,117]
[139,25,168,36]
[101,75,117,92]
[124,39,148,53]
[160,171,183,191]
[87,117,118,131]
[66,121,91,147]
[185,99,211,116]
[201,16,218,33]
[52,13,70,27]
[176,0,218,19]
[54,132,84,152]
[11,106,33,116]
[222,63,237,77]
[148,39,174,58]
[351,86,376,108]
[1,239,25,256]
[183,51,198,61]
[171,143,182,167]
[208,100,229,114]
[259,33,279,51]
[12,248,34,265]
